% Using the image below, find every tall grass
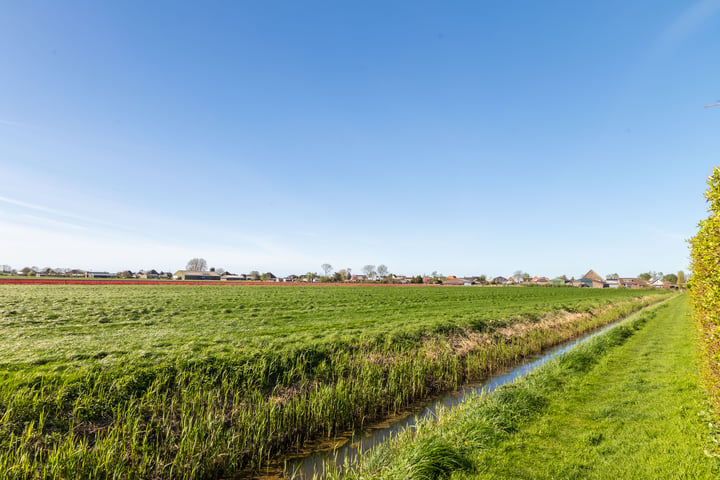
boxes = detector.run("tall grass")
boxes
[0,285,671,479]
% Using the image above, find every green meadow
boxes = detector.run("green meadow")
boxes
[0,285,670,479]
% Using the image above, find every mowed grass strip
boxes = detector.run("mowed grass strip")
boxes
[0,285,670,479]
[342,295,718,480]
[468,295,719,479]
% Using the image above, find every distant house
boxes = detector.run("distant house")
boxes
[386,275,410,284]
[492,276,507,284]
[86,271,114,279]
[549,278,565,286]
[174,270,221,281]
[605,278,619,288]
[37,268,57,277]
[444,276,467,286]
[531,276,549,285]
[577,269,605,288]
[618,277,647,289]
[137,269,160,279]
[351,274,368,282]
[221,272,246,281]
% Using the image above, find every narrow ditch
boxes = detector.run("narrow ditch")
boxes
[243,297,672,480]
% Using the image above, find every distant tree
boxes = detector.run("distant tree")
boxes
[332,271,343,282]
[260,272,270,281]
[249,270,260,281]
[186,258,207,271]
[215,267,225,275]
[513,270,524,282]
[522,273,531,282]
[640,271,664,281]
[410,275,423,284]
[345,268,352,280]
[662,273,678,284]
[606,273,619,280]
[321,263,333,277]
[20,267,34,276]
[118,270,134,279]
[362,265,376,280]
[377,264,388,279]
[1,265,11,273]
[678,270,686,286]
[306,272,318,282]
[478,274,487,284]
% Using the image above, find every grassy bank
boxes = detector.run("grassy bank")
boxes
[337,295,719,480]
[0,285,670,479]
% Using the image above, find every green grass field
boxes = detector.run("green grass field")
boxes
[338,295,719,480]
[0,285,670,479]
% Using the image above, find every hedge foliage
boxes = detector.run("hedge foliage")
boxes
[689,166,720,404]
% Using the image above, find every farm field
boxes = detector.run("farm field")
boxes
[0,285,671,479]
[335,295,718,480]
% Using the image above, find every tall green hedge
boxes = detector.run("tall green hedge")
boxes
[690,166,720,405]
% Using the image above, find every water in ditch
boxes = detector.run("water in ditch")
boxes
[258,315,632,479]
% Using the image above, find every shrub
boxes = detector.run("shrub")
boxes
[689,166,720,405]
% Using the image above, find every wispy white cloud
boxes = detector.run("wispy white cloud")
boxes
[0,195,120,230]
[21,214,88,231]
[654,0,720,56]
[0,193,327,273]
[0,219,321,274]
[0,118,31,128]
[0,195,81,220]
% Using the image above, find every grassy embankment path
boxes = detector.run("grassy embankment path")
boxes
[340,295,720,479]
[469,294,718,479]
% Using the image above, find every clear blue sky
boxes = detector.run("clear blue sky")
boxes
[1,1,719,278]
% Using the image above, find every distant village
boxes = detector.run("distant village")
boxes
[0,263,683,290]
